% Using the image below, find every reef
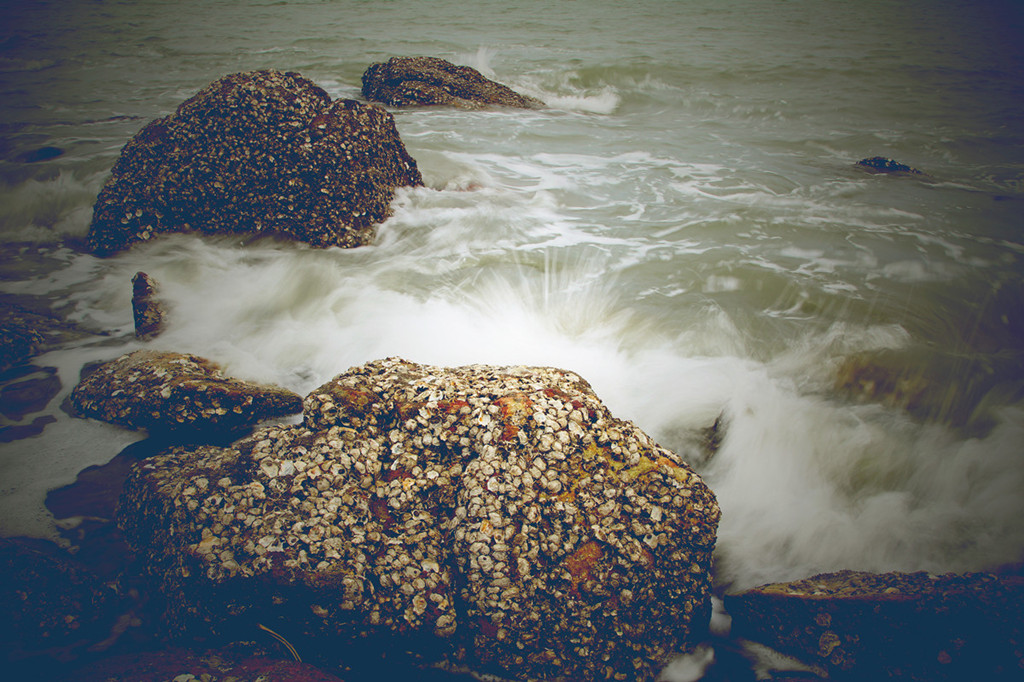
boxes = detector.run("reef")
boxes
[117,357,719,681]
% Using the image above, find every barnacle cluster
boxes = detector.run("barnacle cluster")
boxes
[87,70,423,256]
[70,350,303,432]
[120,358,719,680]
[362,57,545,110]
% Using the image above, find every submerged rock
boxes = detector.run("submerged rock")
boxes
[87,70,423,256]
[117,357,719,681]
[726,569,1024,680]
[856,156,924,175]
[69,350,302,433]
[361,57,544,109]
[131,272,164,340]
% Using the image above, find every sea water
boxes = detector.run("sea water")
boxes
[2,0,1023,676]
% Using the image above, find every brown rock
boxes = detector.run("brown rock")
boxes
[361,57,544,109]
[132,272,164,340]
[69,349,302,433]
[726,569,1024,680]
[117,357,719,681]
[87,70,422,256]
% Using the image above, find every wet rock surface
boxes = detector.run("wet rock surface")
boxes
[117,357,720,681]
[87,70,423,256]
[856,156,924,175]
[726,569,1024,681]
[132,271,164,340]
[362,57,544,109]
[69,350,302,434]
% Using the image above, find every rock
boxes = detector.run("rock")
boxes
[856,156,924,175]
[72,648,347,682]
[87,70,423,256]
[0,296,93,374]
[725,569,1024,681]
[69,350,303,434]
[117,357,719,681]
[0,537,125,672]
[0,366,60,419]
[132,272,164,340]
[18,146,64,163]
[361,57,544,109]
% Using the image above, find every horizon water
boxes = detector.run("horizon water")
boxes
[2,0,1024,677]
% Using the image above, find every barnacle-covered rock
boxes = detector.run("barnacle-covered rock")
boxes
[726,570,1024,681]
[69,350,302,433]
[87,70,423,256]
[118,357,719,681]
[131,272,164,340]
[362,57,544,109]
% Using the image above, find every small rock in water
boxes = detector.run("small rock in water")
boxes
[69,349,303,435]
[856,156,923,175]
[131,272,164,340]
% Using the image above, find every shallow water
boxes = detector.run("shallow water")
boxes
[2,0,1024,676]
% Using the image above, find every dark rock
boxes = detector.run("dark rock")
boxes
[0,537,125,670]
[726,569,1024,681]
[856,156,923,175]
[87,70,423,256]
[72,648,347,682]
[18,146,64,163]
[0,366,60,419]
[0,319,45,374]
[361,57,544,109]
[131,271,164,340]
[0,414,56,442]
[117,357,719,681]
[0,296,93,374]
[69,349,303,434]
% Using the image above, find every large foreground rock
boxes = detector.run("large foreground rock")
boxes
[726,569,1024,680]
[362,57,543,109]
[118,357,720,681]
[70,350,302,433]
[87,70,423,256]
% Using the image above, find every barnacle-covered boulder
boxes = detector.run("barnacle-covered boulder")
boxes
[361,57,544,109]
[87,70,423,256]
[69,350,302,433]
[726,570,1024,681]
[117,357,719,681]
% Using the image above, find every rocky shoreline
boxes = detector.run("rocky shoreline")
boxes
[2,60,1022,681]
